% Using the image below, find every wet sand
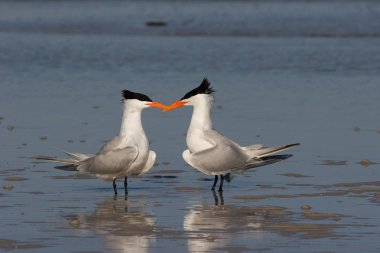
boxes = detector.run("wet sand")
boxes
[1,157,380,252]
[1,0,380,252]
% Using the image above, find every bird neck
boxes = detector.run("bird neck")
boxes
[119,105,145,137]
[189,99,213,132]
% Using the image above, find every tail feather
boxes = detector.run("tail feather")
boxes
[62,151,91,161]
[246,143,300,158]
[54,164,78,171]
[35,151,91,172]
[35,155,77,164]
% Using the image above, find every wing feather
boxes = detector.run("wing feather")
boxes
[188,130,248,175]
[246,143,300,158]
[77,146,138,175]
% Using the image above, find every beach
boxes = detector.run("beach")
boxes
[1,1,380,252]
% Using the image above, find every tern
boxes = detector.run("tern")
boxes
[164,78,299,192]
[37,90,167,195]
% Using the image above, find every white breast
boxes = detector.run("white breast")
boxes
[187,128,214,153]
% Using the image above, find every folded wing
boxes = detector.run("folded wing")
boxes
[77,146,138,175]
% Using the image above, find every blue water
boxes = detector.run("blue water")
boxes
[1,1,380,252]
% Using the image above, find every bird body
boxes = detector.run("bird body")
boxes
[77,100,152,180]
[165,78,299,191]
[37,90,166,194]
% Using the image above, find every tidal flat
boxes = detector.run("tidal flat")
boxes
[1,0,380,252]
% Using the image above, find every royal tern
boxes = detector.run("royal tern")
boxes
[37,90,167,195]
[164,78,299,192]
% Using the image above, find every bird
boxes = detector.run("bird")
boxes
[37,90,167,195]
[164,78,299,192]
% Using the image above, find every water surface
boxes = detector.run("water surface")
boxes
[1,1,380,252]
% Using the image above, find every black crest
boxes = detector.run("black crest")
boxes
[181,78,215,100]
[122,90,152,102]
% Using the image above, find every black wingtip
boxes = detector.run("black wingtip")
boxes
[261,154,293,161]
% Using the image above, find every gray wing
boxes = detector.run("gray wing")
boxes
[97,136,123,154]
[203,130,241,147]
[189,130,248,175]
[77,146,138,175]
[206,129,243,148]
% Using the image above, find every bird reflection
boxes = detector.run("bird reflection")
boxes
[183,204,265,253]
[68,198,156,253]
[212,190,224,205]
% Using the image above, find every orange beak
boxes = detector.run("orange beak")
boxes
[163,100,188,112]
[147,101,168,109]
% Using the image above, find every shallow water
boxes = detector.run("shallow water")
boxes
[1,1,380,252]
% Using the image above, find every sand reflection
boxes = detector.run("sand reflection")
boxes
[68,198,156,253]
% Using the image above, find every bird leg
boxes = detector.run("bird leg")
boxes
[212,190,219,205]
[124,176,128,195]
[211,175,218,191]
[113,178,117,195]
[212,187,225,205]
[218,191,224,205]
[218,175,225,192]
